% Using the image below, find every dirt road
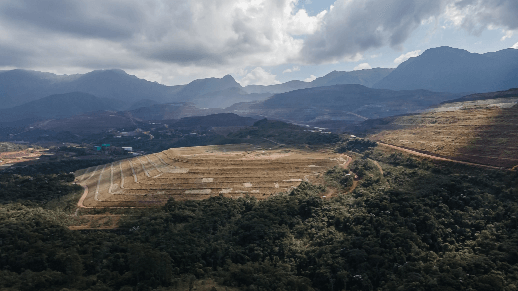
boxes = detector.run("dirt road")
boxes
[77,185,91,209]
[377,142,507,170]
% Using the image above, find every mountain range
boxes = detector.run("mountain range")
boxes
[0,92,118,124]
[0,69,175,109]
[0,46,516,132]
[373,46,518,93]
[229,84,460,126]
[0,67,395,110]
[242,68,394,94]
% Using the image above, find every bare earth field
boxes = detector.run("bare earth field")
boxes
[75,144,348,208]
[0,148,44,168]
[370,99,518,169]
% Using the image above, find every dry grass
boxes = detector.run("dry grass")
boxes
[370,102,518,168]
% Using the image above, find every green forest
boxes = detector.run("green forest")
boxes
[1,141,518,290]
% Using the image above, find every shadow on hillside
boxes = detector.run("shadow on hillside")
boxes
[456,104,518,169]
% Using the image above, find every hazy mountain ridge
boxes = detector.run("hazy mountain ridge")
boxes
[0,69,270,110]
[439,87,518,104]
[58,69,180,106]
[189,87,272,109]
[0,69,177,109]
[310,68,394,87]
[0,67,396,114]
[127,103,221,120]
[230,84,461,126]
[34,110,140,134]
[243,68,394,94]
[1,46,517,124]
[373,46,518,93]
[175,74,241,99]
[0,92,119,123]
[0,70,77,108]
[171,113,256,128]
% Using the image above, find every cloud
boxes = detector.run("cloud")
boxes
[1,0,518,85]
[239,67,280,86]
[283,66,300,73]
[0,0,324,84]
[300,0,448,64]
[304,75,317,82]
[353,63,372,70]
[300,0,518,64]
[512,42,518,49]
[445,0,518,35]
[394,50,422,65]
[501,30,514,41]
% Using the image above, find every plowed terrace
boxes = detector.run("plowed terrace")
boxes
[370,99,518,169]
[74,145,347,208]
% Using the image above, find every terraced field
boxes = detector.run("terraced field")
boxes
[370,98,518,168]
[74,144,348,208]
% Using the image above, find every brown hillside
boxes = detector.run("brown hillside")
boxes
[75,144,349,208]
[370,100,518,168]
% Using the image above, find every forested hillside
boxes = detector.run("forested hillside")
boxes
[1,143,517,290]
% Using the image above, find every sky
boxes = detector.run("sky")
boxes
[0,0,517,86]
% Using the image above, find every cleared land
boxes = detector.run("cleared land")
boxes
[370,98,518,168]
[0,148,44,168]
[75,144,348,208]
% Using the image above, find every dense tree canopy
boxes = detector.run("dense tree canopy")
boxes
[1,147,518,290]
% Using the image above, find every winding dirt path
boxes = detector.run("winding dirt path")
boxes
[76,184,150,210]
[377,142,507,170]
[345,180,359,195]
[369,158,383,175]
[77,185,91,209]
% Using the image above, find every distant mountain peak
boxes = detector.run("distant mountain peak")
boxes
[222,74,235,80]
[87,69,128,75]
[374,46,518,93]
[419,46,473,58]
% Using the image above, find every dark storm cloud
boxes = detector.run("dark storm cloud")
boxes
[0,0,142,40]
[0,0,299,70]
[0,44,33,67]
[146,48,226,66]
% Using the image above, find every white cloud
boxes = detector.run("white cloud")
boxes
[239,67,280,86]
[1,0,518,85]
[285,6,327,35]
[304,75,317,82]
[370,54,382,59]
[444,0,518,35]
[0,0,325,85]
[301,0,448,64]
[301,0,518,64]
[283,66,300,73]
[353,63,372,70]
[512,42,518,49]
[501,30,514,41]
[394,50,422,65]
[444,2,467,27]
